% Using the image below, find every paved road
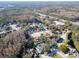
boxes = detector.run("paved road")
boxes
[36,12,79,26]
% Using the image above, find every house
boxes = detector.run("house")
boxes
[38,13,48,20]
[52,31,62,35]
[10,24,21,31]
[40,54,51,58]
[0,23,10,37]
[0,30,6,35]
[53,21,65,26]
[0,30,6,38]
[26,18,43,24]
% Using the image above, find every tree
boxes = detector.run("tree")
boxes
[59,44,68,53]
[0,17,5,24]
[43,19,50,27]
[0,30,26,58]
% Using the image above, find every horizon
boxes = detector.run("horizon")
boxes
[0,0,79,1]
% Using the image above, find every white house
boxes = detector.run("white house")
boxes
[0,31,6,35]
[53,21,65,26]
[10,24,21,31]
[31,30,52,38]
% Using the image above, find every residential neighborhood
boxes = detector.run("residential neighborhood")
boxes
[0,1,79,58]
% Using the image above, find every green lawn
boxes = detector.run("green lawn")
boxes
[53,54,62,58]
[68,54,76,58]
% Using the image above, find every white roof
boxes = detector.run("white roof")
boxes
[54,21,65,26]
[10,24,21,31]
[0,31,6,35]
[31,30,52,38]
[40,54,51,58]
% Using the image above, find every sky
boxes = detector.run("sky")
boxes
[0,0,79,1]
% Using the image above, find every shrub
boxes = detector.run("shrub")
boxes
[59,44,68,53]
